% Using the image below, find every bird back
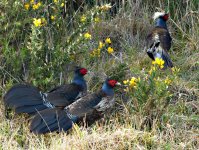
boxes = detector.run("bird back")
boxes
[47,83,85,108]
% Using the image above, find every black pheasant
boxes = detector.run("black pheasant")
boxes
[30,79,121,134]
[3,67,88,114]
[146,12,173,69]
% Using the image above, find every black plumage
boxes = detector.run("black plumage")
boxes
[30,79,120,134]
[146,12,173,68]
[30,108,74,134]
[3,67,88,114]
[147,27,172,53]
[4,84,48,114]
[65,90,113,121]
[46,83,84,107]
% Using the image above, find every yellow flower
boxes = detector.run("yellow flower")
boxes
[80,15,86,23]
[41,17,47,25]
[90,53,94,57]
[51,15,56,20]
[33,17,46,27]
[149,66,156,75]
[156,58,164,67]
[53,0,58,3]
[129,77,137,87]
[107,47,114,54]
[97,49,101,57]
[148,70,152,75]
[24,3,30,10]
[152,66,156,71]
[153,58,165,69]
[98,41,105,49]
[160,65,164,69]
[61,3,64,7]
[94,17,100,23]
[123,80,129,84]
[164,77,172,85]
[105,37,111,44]
[99,4,112,11]
[84,33,92,40]
[30,0,34,4]
[33,2,41,10]
[38,2,42,7]
[123,77,140,90]
[33,18,42,27]
[90,49,101,58]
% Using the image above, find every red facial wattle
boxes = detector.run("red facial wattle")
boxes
[80,68,87,75]
[163,14,169,21]
[108,80,117,87]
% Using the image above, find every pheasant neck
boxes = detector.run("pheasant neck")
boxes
[72,74,86,89]
[102,83,114,96]
[155,18,167,29]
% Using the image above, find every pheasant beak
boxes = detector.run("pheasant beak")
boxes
[87,71,94,76]
[116,82,121,86]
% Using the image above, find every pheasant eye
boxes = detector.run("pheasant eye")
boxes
[79,68,87,75]
[108,80,117,87]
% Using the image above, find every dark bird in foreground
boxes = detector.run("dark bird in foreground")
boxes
[30,79,121,134]
[146,11,173,69]
[3,67,88,114]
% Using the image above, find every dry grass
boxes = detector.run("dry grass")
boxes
[0,100,198,149]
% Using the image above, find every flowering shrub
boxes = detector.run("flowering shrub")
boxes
[152,58,165,69]
[84,33,92,40]
[123,58,180,128]
[0,0,114,89]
